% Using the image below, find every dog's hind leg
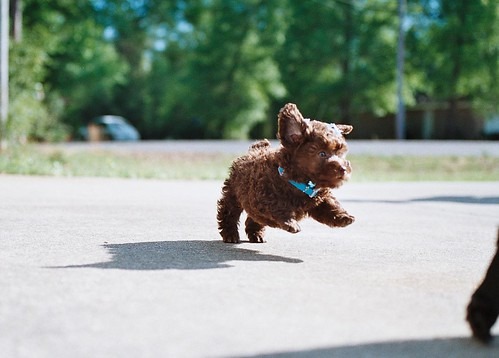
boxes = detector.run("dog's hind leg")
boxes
[217,182,243,243]
[245,217,266,243]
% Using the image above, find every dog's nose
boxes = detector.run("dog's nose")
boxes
[338,161,351,177]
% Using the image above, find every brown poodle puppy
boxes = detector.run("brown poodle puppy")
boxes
[217,103,355,243]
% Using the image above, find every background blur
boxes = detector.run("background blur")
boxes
[4,0,499,142]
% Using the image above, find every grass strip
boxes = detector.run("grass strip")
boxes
[1,145,498,181]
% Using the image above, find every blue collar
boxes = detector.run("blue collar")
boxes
[278,167,320,198]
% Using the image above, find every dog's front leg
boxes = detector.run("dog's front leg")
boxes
[281,218,301,233]
[309,197,354,228]
[254,216,300,234]
[270,209,301,233]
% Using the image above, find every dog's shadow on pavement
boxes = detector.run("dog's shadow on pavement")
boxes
[347,195,499,205]
[53,240,302,270]
[411,196,499,205]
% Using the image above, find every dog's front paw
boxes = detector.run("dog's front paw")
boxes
[333,213,355,227]
[283,219,301,234]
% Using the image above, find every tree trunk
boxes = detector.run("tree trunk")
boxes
[445,1,467,139]
[10,0,22,42]
[339,2,353,124]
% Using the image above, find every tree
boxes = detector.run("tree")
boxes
[180,0,287,139]
[7,0,129,141]
[45,19,129,129]
[7,0,498,141]
[276,0,399,124]
[92,0,181,137]
[407,0,499,137]
[7,0,67,142]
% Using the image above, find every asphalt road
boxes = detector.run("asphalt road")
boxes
[1,175,498,357]
[43,139,499,157]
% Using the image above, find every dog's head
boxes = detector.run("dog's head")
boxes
[277,103,353,188]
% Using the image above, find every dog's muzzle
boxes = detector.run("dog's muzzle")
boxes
[330,158,351,179]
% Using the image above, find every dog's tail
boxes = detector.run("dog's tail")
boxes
[249,139,271,152]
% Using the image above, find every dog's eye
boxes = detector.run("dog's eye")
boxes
[319,151,328,158]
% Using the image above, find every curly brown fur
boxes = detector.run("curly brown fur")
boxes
[467,229,499,343]
[217,103,354,244]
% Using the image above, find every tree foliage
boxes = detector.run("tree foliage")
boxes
[6,0,499,141]
[277,1,399,123]
[407,0,499,136]
[182,0,287,138]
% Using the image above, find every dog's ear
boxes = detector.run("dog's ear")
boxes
[336,124,353,136]
[277,103,309,147]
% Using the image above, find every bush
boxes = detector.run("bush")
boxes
[7,36,68,143]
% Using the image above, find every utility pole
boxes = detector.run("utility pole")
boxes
[396,0,406,140]
[0,0,8,150]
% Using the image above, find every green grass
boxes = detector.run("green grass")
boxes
[0,146,233,180]
[351,155,499,181]
[1,145,498,181]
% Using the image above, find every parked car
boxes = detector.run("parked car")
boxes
[79,116,140,141]
[482,115,499,140]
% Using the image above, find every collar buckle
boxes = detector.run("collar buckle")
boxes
[278,167,320,198]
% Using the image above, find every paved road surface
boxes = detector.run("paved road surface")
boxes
[1,175,499,357]
[43,139,499,157]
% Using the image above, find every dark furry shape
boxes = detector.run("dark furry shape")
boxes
[467,229,499,343]
[217,103,354,243]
